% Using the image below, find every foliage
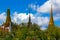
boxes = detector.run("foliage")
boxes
[0,23,60,40]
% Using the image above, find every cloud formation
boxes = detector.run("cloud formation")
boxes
[29,0,60,13]
[12,12,49,26]
[0,12,6,25]
[0,12,60,30]
[0,12,49,27]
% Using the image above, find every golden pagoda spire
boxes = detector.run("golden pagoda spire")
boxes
[48,5,54,27]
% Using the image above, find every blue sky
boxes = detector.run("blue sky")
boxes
[0,0,60,30]
[0,0,47,13]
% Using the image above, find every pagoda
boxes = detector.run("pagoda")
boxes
[27,13,32,28]
[0,8,11,32]
[48,5,54,27]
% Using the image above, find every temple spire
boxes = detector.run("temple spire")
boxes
[48,5,54,27]
[4,8,11,27]
[6,8,11,22]
[27,12,32,28]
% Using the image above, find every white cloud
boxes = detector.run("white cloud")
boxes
[12,12,49,27]
[12,12,28,24]
[40,27,47,30]
[0,12,6,25]
[33,17,49,26]
[29,1,51,13]
[29,0,60,13]
[28,4,38,10]
[37,1,51,13]
[12,12,35,24]
[54,13,60,20]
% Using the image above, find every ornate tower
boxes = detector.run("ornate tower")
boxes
[4,8,11,27]
[27,13,32,28]
[48,6,54,27]
[1,8,11,32]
